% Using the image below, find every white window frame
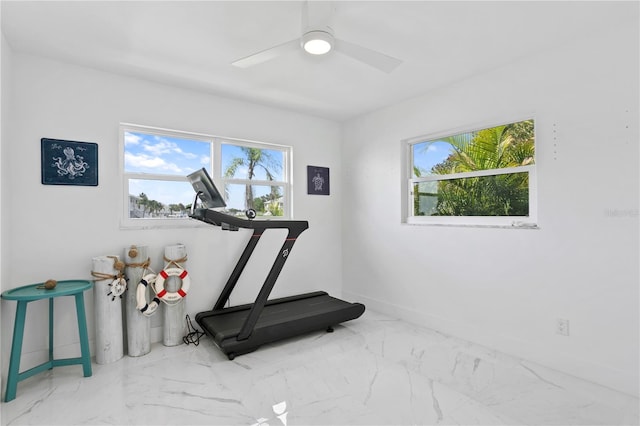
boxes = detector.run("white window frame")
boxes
[401,117,538,228]
[120,123,292,229]
[218,138,292,219]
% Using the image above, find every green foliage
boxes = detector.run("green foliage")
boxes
[137,192,189,218]
[415,120,534,217]
[224,147,281,213]
[253,197,265,212]
[253,187,284,216]
[169,203,186,213]
[431,173,529,216]
[138,192,168,217]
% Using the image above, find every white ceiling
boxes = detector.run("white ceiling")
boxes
[1,1,635,121]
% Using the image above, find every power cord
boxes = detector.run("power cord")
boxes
[183,314,205,346]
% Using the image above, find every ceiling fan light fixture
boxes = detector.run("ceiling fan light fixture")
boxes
[302,30,333,55]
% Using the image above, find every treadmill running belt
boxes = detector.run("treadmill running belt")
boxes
[196,291,365,359]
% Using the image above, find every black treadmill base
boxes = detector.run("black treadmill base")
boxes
[195,291,365,360]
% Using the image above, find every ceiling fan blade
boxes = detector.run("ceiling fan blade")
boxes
[232,39,300,68]
[333,38,402,73]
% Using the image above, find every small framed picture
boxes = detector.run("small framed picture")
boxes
[307,165,330,195]
[41,138,98,186]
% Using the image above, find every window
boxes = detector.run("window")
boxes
[403,118,537,227]
[121,124,291,228]
[221,142,287,217]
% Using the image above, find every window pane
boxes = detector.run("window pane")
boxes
[224,183,284,217]
[413,172,529,217]
[222,144,284,181]
[124,131,211,175]
[412,141,456,177]
[128,179,194,218]
[412,119,535,177]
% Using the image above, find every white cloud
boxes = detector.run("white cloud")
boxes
[144,139,177,156]
[174,147,197,159]
[124,132,143,146]
[125,152,183,173]
[143,137,199,160]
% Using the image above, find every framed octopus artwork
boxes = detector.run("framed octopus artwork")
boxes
[41,138,98,186]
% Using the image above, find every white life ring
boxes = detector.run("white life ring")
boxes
[108,277,127,299]
[154,267,190,302]
[136,273,160,316]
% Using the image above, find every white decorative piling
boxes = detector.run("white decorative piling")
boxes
[91,255,125,364]
[162,243,188,346]
[124,245,151,357]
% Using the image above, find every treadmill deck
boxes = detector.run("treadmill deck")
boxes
[196,291,365,359]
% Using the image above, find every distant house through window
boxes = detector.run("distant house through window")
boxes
[403,118,537,227]
[121,124,291,228]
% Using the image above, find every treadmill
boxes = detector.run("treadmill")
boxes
[187,168,365,360]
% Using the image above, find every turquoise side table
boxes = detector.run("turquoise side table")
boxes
[1,280,93,402]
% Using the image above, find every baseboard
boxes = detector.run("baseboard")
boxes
[344,290,639,397]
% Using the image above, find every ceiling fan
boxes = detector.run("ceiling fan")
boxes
[231,1,402,73]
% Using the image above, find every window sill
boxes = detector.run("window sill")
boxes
[120,215,293,230]
[119,218,204,230]
[404,218,539,230]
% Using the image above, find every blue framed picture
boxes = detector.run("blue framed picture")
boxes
[41,138,98,186]
[307,165,330,195]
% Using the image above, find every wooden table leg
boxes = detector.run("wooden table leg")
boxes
[74,293,92,377]
[5,301,28,402]
[49,298,54,366]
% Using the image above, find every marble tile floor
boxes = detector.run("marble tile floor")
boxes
[1,310,638,426]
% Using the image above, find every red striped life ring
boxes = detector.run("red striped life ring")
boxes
[154,267,190,302]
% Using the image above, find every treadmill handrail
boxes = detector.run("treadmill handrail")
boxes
[191,208,309,232]
[237,226,306,340]
[213,228,263,311]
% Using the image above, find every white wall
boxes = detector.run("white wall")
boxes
[1,4,638,402]
[0,16,6,299]
[0,24,13,396]
[0,50,343,389]
[342,20,639,397]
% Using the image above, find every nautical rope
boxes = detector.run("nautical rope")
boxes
[91,255,124,281]
[90,271,117,281]
[91,256,127,301]
[124,257,151,269]
[163,255,187,269]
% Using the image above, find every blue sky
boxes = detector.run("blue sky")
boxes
[125,131,284,211]
[124,131,210,176]
[412,140,454,176]
[124,130,458,210]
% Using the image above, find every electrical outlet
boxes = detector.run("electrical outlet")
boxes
[556,318,570,336]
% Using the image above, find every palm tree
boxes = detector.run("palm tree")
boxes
[169,203,185,215]
[431,120,534,216]
[147,200,164,217]
[224,147,280,211]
